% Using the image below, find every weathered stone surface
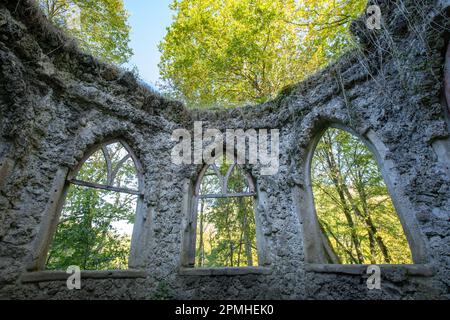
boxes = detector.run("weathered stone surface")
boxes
[0,0,449,300]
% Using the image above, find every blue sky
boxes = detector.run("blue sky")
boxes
[123,1,174,86]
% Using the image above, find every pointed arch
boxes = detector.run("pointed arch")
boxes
[31,139,145,271]
[297,124,427,265]
[187,156,258,268]
[194,156,256,198]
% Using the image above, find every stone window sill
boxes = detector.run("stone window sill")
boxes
[21,269,147,283]
[304,264,434,277]
[179,267,272,276]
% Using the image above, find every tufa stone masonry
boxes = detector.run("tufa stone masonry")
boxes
[0,0,449,299]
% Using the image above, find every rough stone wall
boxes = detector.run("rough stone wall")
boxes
[0,0,449,300]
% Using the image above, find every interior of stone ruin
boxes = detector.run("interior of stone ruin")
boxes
[0,0,449,300]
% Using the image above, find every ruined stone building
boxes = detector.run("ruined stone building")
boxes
[0,0,449,299]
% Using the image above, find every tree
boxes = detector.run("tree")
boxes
[311,128,413,264]
[46,186,136,270]
[159,0,367,108]
[38,0,132,64]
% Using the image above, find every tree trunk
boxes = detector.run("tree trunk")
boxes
[198,200,205,267]
[323,139,365,264]
[352,174,391,264]
[238,197,254,267]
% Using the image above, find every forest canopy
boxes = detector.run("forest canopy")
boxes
[38,0,369,107]
[159,0,368,108]
[38,0,133,64]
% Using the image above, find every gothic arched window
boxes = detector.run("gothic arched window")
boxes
[46,141,141,270]
[310,128,413,264]
[192,157,258,268]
